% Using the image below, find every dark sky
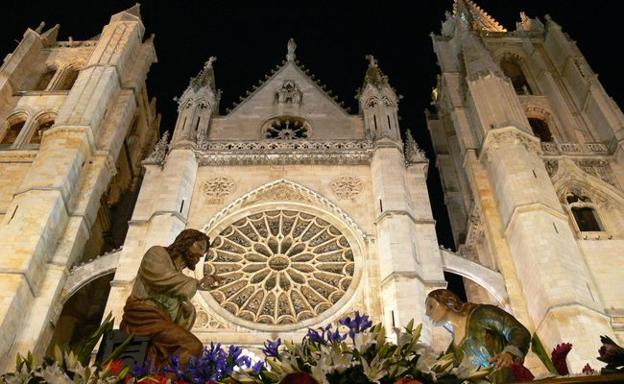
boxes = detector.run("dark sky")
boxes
[3,1,622,261]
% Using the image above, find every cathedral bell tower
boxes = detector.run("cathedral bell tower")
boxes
[171,57,220,148]
[428,0,624,371]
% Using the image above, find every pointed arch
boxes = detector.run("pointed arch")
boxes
[202,178,368,240]
[60,250,121,304]
[493,50,535,95]
[552,161,624,207]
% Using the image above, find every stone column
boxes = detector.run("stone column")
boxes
[371,140,443,342]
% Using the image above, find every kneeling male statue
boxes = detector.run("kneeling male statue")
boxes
[121,229,221,368]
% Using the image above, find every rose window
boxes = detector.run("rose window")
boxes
[204,210,354,326]
[264,117,309,139]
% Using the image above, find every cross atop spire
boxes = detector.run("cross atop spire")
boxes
[286,38,297,62]
[453,0,507,32]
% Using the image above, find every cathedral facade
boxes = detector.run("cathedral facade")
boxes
[0,0,622,374]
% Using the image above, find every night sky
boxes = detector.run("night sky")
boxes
[3,1,622,293]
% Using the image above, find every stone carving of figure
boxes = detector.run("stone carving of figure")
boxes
[120,229,222,369]
[425,289,532,383]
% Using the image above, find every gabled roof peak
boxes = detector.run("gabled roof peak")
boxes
[225,40,349,115]
[453,0,507,33]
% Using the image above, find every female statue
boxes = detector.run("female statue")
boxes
[425,289,532,383]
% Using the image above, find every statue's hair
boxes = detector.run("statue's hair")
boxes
[166,229,210,262]
[427,289,474,315]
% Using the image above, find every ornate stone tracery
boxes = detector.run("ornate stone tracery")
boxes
[201,177,235,203]
[263,116,310,140]
[203,209,355,327]
[574,159,618,188]
[330,176,363,200]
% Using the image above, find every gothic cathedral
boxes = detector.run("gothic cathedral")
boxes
[0,1,622,374]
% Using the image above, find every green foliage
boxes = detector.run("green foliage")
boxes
[530,334,558,375]
[0,313,130,384]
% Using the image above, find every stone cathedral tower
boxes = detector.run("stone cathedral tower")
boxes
[102,39,455,352]
[0,5,159,371]
[428,0,624,371]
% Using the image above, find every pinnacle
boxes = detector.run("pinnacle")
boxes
[453,0,507,33]
[189,56,217,92]
[363,54,389,89]
[125,3,141,18]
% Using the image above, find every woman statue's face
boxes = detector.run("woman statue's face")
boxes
[425,297,448,323]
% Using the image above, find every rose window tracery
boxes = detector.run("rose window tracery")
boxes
[264,117,309,139]
[204,209,354,326]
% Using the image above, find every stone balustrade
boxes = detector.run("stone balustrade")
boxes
[541,142,608,155]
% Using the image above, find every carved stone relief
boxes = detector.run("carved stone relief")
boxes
[330,176,363,200]
[201,176,235,203]
[544,159,558,177]
[276,80,302,105]
[574,159,617,188]
[483,129,541,158]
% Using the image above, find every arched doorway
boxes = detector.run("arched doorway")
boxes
[46,273,114,355]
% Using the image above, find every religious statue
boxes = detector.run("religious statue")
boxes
[120,229,222,368]
[425,289,532,383]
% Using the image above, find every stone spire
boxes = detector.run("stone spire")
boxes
[190,56,217,92]
[404,130,427,164]
[363,54,389,89]
[453,0,507,32]
[460,26,503,79]
[286,38,296,62]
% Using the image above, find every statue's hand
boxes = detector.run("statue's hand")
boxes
[489,352,515,369]
[180,300,194,317]
[198,274,224,290]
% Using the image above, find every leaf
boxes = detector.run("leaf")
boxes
[102,334,133,365]
[15,353,24,372]
[27,351,35,371]
[76,312,114,366]
[412,323,422,341]
[405,319,414,334]
[531,334,558,375]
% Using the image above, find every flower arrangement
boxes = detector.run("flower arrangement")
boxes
[3,311,624,384]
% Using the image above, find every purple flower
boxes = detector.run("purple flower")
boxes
[327,328,347,343]
[306,324,346,344]
[130,358,153,378]
[262,338,282,358]
[339,312,373,340]
[251,360,265,374]
[306,328,325,344]
[163,355,186,379]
